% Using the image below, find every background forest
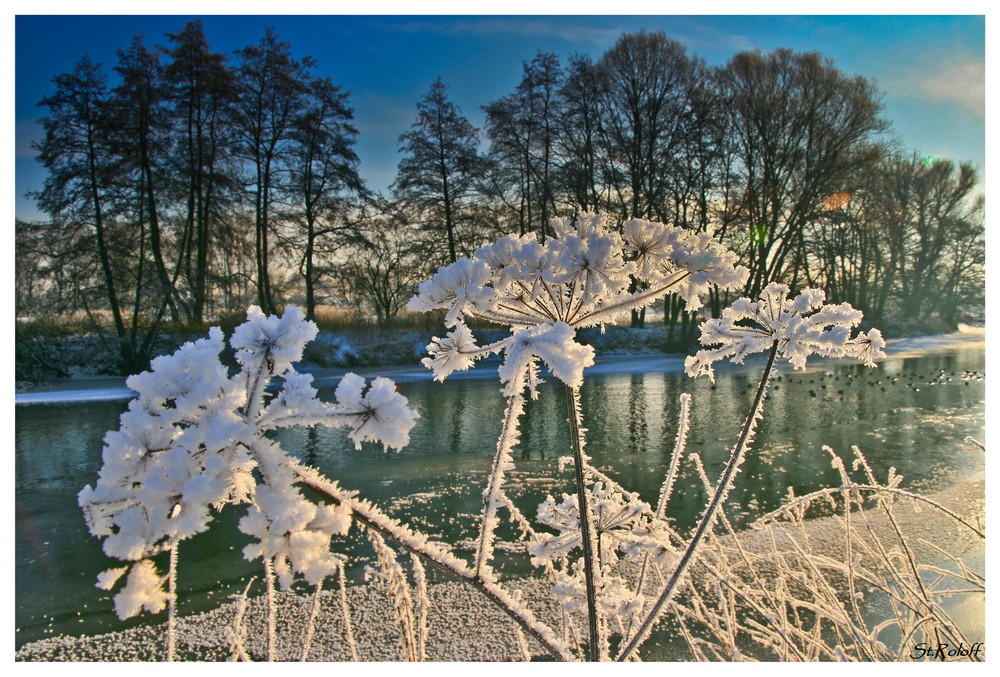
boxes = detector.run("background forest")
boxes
[15,21,985,376]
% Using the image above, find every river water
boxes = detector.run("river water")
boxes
[14,339,985,649]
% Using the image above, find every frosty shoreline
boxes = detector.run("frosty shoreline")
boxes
[16,477,984,662]
[14,325,985,405]
[14,325,985,661]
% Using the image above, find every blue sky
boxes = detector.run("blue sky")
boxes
[13,13,986,221]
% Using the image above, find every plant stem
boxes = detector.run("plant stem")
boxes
[263,555,276,661]
[565,384,602,661]
[337,564,359,661]
[475,388,524,576]
[167,541,177,661]
[300,577,323,661]
[294,464,574,661]
[617,340,779,662]
[626,392,690,640]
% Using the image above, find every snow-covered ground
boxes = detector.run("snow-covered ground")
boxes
[14,325,986,405]
[15,476,983,662]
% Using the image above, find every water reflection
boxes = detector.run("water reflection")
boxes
[14,346,985,648]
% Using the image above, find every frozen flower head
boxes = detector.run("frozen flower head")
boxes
[80,306,418,619]
[230,305,318,375]
[529,482,670,567]
[685,283,887,381]
[410,214,748,394]
[623,218,746,312]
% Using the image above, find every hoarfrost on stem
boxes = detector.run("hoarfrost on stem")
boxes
[79,306,419,619]
[410,214,747,659]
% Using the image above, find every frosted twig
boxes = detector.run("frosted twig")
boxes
[475,373,526,576]
[617,340,778,662]
[167,540,177,662]
[292,462,573,660]
[515,625,532,661]
[963,436,985,451]
[227,577,255,662]
[565,384,603,660]
[755,486,984,538]
[368,532,418,660]
[337,565,358,661]
[262,556,276,662]
[299,577,323,661]
[412,555,429,662]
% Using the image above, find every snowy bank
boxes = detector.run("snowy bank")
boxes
[15,325,985,405]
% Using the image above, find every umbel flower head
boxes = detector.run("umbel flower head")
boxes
[685,283,887,381]
[410,214,749,394]
[79,306,419,618]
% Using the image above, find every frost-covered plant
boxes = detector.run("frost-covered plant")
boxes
[684,282,886,380]
[615,283,888,660]
[664,445,984,661]
[410,213,747,660]
[410,216,898,662]
[80,305,577,662]
[411,213,748,386]
[77,218,979,662]
[79,306,418,657]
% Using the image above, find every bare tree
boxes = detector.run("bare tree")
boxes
[333,217,427,327]
[233,28,313,314]
[483,52,563,236]
[555,55,610,215]
[715,48,886,297]
[163,20,238,324]
[32,56,162,372]
[109,36,180,322]
[596,30,701,222]
[394,78,482,264]
[287,75,364,319]
[868,155,983,329]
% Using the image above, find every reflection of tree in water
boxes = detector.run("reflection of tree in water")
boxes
[627,374,648,453]
[448,386,466,455]
[304,425,320,467]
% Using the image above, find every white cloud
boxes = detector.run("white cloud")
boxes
[386,18,625,49]
[915,60,984,118]
[882,53,984,120]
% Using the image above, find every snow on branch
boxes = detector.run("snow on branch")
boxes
[79,306,418,619]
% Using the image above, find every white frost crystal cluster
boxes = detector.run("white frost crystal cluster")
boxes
[529,482,673,631]
[684,282,886,381]
[79,306,419,619]
[529,483,670,567]
[410,213,748,394]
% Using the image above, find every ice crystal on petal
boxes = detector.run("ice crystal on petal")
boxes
[849,327,887,368]
[529,482,665,567]
[230,305,318,375]
[422,321,481,381]
[345,377,417,451]
[550,565,645,630]
[409,258,499,327]
[95,566,128,591]
[685,283,886,381]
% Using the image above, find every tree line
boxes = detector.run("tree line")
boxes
[16,22,984,373]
